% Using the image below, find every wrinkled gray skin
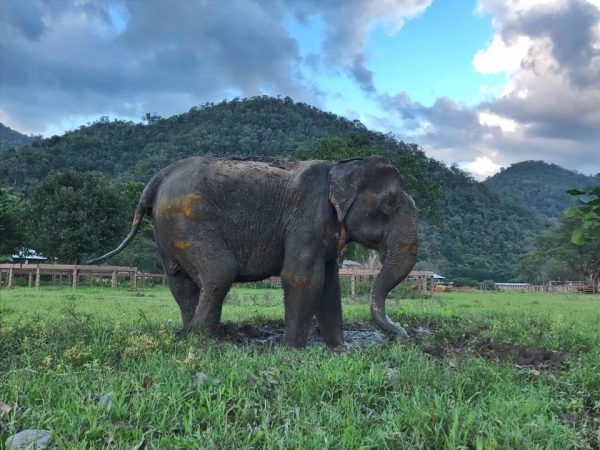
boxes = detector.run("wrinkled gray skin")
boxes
[88,156,418,348]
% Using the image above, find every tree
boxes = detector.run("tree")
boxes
[0,187,26,259]
[518,217,591,283]
[28,170,128,263]
[564,174,600,291]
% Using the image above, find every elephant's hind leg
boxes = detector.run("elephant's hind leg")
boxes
[166,271,200,334]
[316,261,344,347]
[188,250,238,336]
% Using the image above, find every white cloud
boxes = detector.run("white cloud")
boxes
[478,111,518,132]
[473,34,531,74]
[463,156,502,180]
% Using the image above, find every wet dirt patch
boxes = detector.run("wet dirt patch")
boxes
[421,333,567,370]
[214,321,568,371]
[216,321,390,348]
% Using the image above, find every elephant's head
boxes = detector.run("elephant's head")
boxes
[329,156,418,337]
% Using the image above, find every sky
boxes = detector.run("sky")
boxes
[1,0,599,179]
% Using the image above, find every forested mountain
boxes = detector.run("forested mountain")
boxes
[0,123,38,152]
[0,97,551,280]
[0,97,402,192]
[484,161,597,218]
[417,170,549,281]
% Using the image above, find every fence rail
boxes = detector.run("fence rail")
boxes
[477,281,595,293]
[1,263,437,297]
[0,264,138,289]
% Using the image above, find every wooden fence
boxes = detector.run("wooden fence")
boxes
[0,264,138,289]
[267,268,434,297]
[1,264,437,297]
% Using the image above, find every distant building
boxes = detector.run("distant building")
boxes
[408,271,445,283]
[342,259,363,267]
[10,249,48,264]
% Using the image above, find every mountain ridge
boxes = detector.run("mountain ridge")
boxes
[484,160,597,218]
[0,123,39,152]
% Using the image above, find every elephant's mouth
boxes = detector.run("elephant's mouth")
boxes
[360,227,384,249]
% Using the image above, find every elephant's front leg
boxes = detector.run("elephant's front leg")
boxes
[281,253,325,348]
[316,260,344,347]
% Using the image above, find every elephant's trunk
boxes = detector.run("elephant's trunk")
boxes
[370,236,418,338]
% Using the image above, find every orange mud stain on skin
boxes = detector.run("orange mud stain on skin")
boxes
[291,191,302,204]
[283,271,309,289]
[323,223,333,238]
[394,239,419,256]
[174,240,193,250]
[156,193,203,219]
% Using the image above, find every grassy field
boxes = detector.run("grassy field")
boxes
[1,286,599,449]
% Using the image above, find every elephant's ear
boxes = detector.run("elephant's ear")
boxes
[328,160,364,223]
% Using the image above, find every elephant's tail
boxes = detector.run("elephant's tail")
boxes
[85,171,164,265]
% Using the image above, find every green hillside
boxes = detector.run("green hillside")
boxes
[0,97,550,280]
[0,97,403,192]
[484,161,596,218]
[0,123,38,152]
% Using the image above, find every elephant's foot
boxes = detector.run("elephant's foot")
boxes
[189,319,221,339]
[284,337,308,349]
[331,342,350,353]
[318,327,344,348]
[175,325,192,339]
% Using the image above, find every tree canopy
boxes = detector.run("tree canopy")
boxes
[28,170,128,264]
[0,187,26,259]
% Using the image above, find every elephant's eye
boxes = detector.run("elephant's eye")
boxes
[381,191,399,215]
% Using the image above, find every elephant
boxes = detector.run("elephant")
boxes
[88,155,418,348]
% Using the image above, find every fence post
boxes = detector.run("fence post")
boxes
[350,275,356,297]
[72,267,78,288]
[131,269,137,290]
[28,272,33,288]
[35,267,41,289]
[111,270,117,289]
[8,267,14,289]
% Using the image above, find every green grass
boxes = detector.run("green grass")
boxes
[1,286,599,449]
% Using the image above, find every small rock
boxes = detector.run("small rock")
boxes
[261,370,278,386]
[387,368,399,381]
[5,429,52,450]
[416,326,432,334]
[247,372,259,385]
[564,411,580,423]
[99,392,114,409]
[0,401,11,415]
[131,439,153,450]
[529,369,541,377]
[193,372,209,385]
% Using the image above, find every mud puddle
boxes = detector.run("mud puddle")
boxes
[215,321,568,370]
[421,334,567,370]
[216,321,390,348]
